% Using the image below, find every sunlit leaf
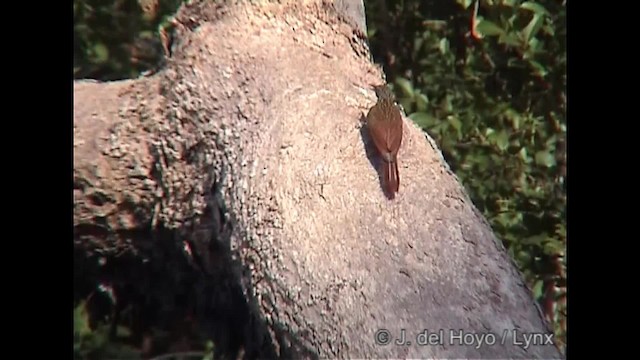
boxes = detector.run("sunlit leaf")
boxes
[529,60,548,77]
[441,95,453,113]
[528,37,541,52]
[522,14,544,43]
[542,23,555,36]
[203,340,216,360]
[399,98,413,114]
[74,301,91,338]
[92,43,109,64]
[410,112,438,129]
[476,20,505,37]
[516,250,532,266]
[511,113,520,130]
[521,2,551,16]
[496,130,509,151]
[518,147,531,163]
[532,279,544,298]
[535,150,556,167]
[395,77,414,98]
[456,0,474,9]
[415,92,429,112]
[448,115,462,132]
[439,38,449,55]
[414,36,425,56]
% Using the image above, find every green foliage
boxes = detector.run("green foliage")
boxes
[74,0,184,80]
[366,0,566,352]
[74,301,139,359]
[202,340,215,360]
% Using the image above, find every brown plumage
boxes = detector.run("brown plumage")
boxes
[366,84,403,197]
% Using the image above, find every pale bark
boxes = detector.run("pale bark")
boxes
[73,0,563,358]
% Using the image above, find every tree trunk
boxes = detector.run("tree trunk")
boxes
[73,0,563,358]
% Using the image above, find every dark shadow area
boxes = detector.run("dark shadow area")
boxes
[73,205,280,359]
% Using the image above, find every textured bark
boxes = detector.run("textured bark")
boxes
[73,0,563,358]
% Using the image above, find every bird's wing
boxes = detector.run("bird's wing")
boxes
[386,106,403,158]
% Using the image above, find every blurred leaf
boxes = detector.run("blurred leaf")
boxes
[423,20,447,30]
[555,223,566,239]
[518,147,531,163]
[522,234,546,246]
[542,23,555,36]
[92,43,109,64]
[476,155,489,172]
[529,60,548,77]
[414,36,425,56]
[498,32,522,47]
[74,301,91,338]
[528,37,541,53]
[410,112,438,129]
[395,77,414,98]
[88,324,109,348]
[496,198,512,212]
[494,211,522,228]
[399,98,414,114]
[139,30,154,39]
[448,115,462,132]
[521,2,551,17]
[116,325,131,337]
[535,150,556,167]
[439,38,449,55]
[415,92,429,112]
[516,250,532,265]
[203,340,215,360]
[543,237,564,256]
[496,130,509,151]
[507,57,527,68]
[475,19,505,37]
[522,14,544,43]
[441,95,453,113]
[510,112,520,130]
[532,279,544,299]
[456,0,474,9]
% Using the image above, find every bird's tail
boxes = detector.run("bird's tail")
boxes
[383,160,400,196]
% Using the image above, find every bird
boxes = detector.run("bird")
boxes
[366,84,403,198]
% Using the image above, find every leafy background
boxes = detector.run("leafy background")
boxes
[74,0,566,357]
